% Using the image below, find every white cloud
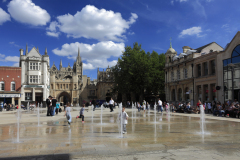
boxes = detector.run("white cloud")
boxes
[5,56,19,62]
[47,5,138,41]
[52,41,124,70]
[179,26,203,37]
[9,41,21,47]
[0,53,5,58]
[46,31,60,38]
[12,63,19,67]
[0,54,19,66]
[8,0,50,26]
[0,8,10,25]
[2,0,7,2]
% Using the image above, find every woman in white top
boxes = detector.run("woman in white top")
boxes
[64,102,72,125]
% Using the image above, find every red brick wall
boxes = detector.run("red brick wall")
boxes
[0,67,21,92]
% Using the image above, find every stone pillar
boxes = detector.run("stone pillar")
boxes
[18,98,21,105]
[175,85,177,102]
[11,97,14,104]
[208,84,211,102]
[32,88,35,101]
[201,84,204,102]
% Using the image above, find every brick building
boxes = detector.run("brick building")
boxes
[0,67,21,106]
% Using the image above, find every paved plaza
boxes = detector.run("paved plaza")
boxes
[1,107,240,160]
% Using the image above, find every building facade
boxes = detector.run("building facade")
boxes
[165,42,223,106]
[97,66,116,102]
[0,67,21,106]
[19,45,50,106]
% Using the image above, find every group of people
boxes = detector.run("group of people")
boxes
[46,96,61,117]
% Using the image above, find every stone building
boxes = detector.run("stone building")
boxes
[19,45,50,106]
[50,48,83,105]
[0,67,21,106]
[165,41,223,106]
[49,48,98,105]
[97,66,116,102]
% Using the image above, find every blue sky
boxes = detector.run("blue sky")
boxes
[0,0,239,79]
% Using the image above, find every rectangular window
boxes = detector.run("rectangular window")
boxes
[204,62,208,76]
[11,83,15,91]
[60,84,62,89]
[29,62,40,70]
[25,93,32,101]
[171,72,174,81]
[211,60,215,75]
[29,75,39,84]
[177,70,180,80]
[197,64,201,77]
[0,82,4,91]
[66,84,68,88]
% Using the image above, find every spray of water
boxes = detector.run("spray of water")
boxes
[15,108,22,143]
[200,105,205,134]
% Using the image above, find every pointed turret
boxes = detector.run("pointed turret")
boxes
[45,47,47,55]
[37,46,39,52]
[25,43,28,55]
[59,59,62,69]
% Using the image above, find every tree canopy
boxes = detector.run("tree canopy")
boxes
[112,42,165,100]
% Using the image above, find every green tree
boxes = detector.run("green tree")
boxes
[112,42,165,101]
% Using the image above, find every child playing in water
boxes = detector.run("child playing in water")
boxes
[119,106,129,134]
[64,102,71,125]
[76,104,85,123]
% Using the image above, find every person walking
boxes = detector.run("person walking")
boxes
[51,97,57,116]
[64,102,72,125]
[46,96,52,116]
[119,106,129,134]
[109,98,114,112]
[56,102,60,115]
[158,98,162,113]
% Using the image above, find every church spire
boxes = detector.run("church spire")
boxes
[25,43,28,55]
[37,46,39,52]
[76,46,81,64]
[45,47,47,55]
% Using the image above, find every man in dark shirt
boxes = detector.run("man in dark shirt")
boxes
[51,97,57,116]
[46,96,52,116]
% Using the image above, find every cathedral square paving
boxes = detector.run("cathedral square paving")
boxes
[0,108,240,160]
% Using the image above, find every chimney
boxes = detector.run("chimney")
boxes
[19,49,23,56]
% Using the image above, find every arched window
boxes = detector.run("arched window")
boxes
[178,88,182,101]
[11,82,15,91]
[172,89,175,101]
[0,81,4,91]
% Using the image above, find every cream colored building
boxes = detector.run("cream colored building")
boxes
[19,45,50,106]
[165,42,223,106]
